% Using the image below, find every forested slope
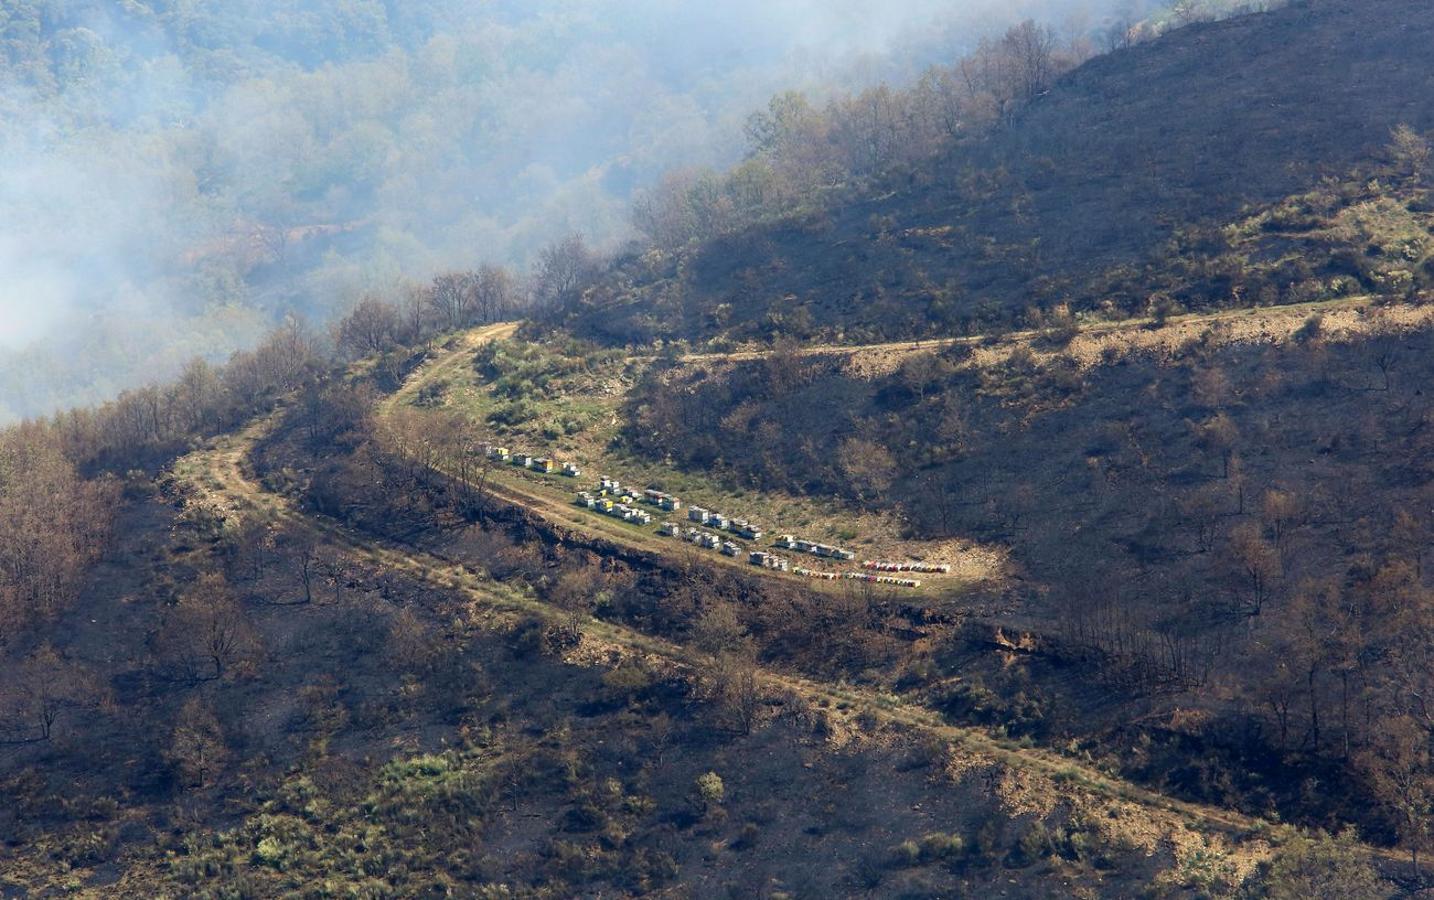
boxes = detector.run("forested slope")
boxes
[1,0,1167,421]
[7,2,1434,896]
[559,0,1434,346]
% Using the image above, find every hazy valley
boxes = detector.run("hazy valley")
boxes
[4,1,1432,897]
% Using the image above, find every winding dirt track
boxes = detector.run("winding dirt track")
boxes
[180,412,1287,841]
[379,326,983,598]
[672,295,1385,363]
[375,295,1434,602]
[168,322,1360,869]
[167,315,1422,871]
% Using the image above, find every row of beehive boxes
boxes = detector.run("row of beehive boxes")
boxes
[663,524,741,555]
[688,506,763,540]
[593,476,762,539]
[792,567,922,588]
[481,444,581,477]
[596,478,684,512]
[571,473,930,586]
[775,535,856,561]
[862,561,951,574]
[664,529,796,573]
[574,492,653,525]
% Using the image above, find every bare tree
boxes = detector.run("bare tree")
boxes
[315,549,350,606]
[1170,0,1206,26]
[834,85,903,176]
[400,283,432,347]
[692,602,751,658]
[548,568,599,643]
[911,67,967,144]
[0,425,118,639]
[1390,124,1433,182]
[534,234,596,309]
[1260,488,1302,562]
[1101,15,1138,53]
[427,271,479,330]
[165,696,229,789]
[1228,521,1280,616]
[154,572,261,683]
[386,606,438,675]
[1002,20,1059,105]
[1393,509,1428,581]
[1358,715,1434,878]
[175,358,224,433]
[475,264,518,322]
[294,532,318,605]
[336,295,400,357]
[0,644,101,743]
[632,169,705,250]
[717,656,762,736]
[1193,411,1239,478]
[837,437,897,509]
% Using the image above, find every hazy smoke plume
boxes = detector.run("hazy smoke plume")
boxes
[0,0,1169,420]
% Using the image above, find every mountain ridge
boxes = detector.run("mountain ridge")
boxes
[558,0,1434,347]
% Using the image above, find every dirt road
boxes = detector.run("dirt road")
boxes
[166,311,1419,873]
[170,397,1312,874]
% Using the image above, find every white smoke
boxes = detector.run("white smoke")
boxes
[0,0,1171,419]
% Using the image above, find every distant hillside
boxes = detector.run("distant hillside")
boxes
[2,0,1162,424]
[560,0,1434,346]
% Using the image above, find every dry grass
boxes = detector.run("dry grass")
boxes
[148,366,1434,900]
[166,403,1311,875]
[159,314,1422,894]
[389,300,1434,602]
[397,330,1009,598]
[675,296,1434,384]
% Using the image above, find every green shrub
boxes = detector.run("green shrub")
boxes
[1009,823,1054,868]
[1252,830,1387,900]
[416,379,449,406]
[892,839,922,868]
[972,817,1005,866]
[601,662,655,701]
[920,831,964,861]
[487,400,538,427]
[251,835,286,869]
[889,831,964,869]
[695,772,725,809]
